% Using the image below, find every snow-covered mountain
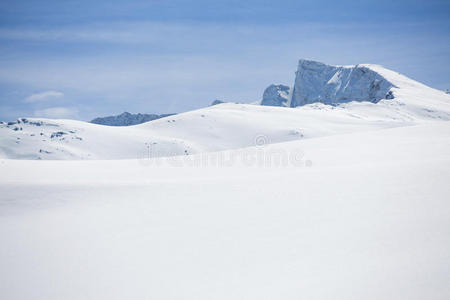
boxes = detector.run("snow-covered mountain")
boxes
[90,112,175,126]
[1,60,450,300]
[290,59,395,106]
[1,60,449,160]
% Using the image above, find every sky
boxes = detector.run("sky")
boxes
[0,0,449,121]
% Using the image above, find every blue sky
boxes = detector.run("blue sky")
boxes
[0,0,449,121]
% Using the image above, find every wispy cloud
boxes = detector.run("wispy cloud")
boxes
[33,107,78,119]
[24,91,64,103]
[0,18,449,121]
[0,21,408,45]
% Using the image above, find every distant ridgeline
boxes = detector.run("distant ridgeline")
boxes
[90,112,175,126]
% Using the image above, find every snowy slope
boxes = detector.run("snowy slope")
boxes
[1,61,449,160]
[1,122,449,300]
[290,60,450,119]
[0,117,193,160]
[1,60,450,299]
[356,63,450,120]
[0,104,415,160]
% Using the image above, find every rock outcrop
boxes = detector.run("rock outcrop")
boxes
[261,84,290,107]
[91,112,175,126]
[290,59,396,107]
[211,100,226,106]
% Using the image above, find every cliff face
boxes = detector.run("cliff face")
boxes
[290,60,395,107]
[261,84,290,107]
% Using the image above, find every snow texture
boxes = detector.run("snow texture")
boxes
[1,59,450,299]
[1,123,450,300]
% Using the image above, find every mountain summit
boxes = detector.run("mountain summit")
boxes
[290,59,395,107]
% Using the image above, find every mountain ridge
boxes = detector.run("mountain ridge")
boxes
[90,112,176,126]
[1,59,449,160]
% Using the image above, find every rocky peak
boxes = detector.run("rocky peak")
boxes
[290,59,396,107]
[261,84,290,107]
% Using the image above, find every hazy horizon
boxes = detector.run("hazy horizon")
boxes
[1,0,449,121]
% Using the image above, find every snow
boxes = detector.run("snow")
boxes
[0,105,408,160]
[1,122,450,299]
[1,60,450,299]
[1,61,449,160]
[290,60,450,120]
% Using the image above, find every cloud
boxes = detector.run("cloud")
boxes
[0,19,448,121]
[33,107,78,119]
[24,91,64,103]
[0,21,400,46]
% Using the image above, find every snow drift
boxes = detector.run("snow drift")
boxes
[1,122,450,300]
[1,59,450,300]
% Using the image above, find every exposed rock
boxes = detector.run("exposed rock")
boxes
[50,131,67,138]
[211,100,226,106]
[290,59,396,107]
[261,84,290,107]
[90,112,175,126]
